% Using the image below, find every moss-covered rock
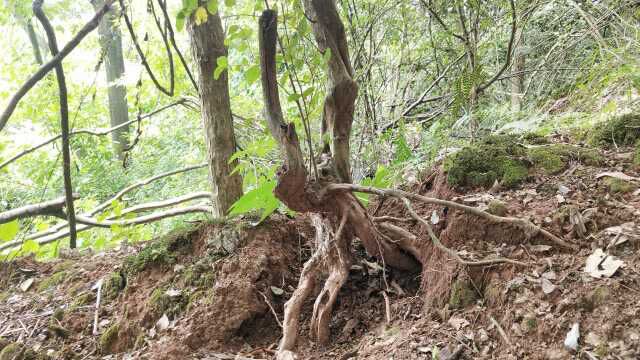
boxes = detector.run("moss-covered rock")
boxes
[605,178,638,194]
[448,280,477,309]
[590,113,640,147]
[99,323,120,354]
[0,340,9,353]
[445,135,529,188]
[37,271,67,292]
[527,144,603,175]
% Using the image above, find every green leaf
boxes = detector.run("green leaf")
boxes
[22,240,40,254]
[229,180,280,223]
[224,0,235,7]
[206,0,218,13]
[244,65,261,84]
[176,11,186,31]
[0,220,19,242]
[287,93,302,102]
[214,56,228,79]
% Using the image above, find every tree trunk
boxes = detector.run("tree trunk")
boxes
[511,31,525,112]
[91,0,129,159]
[188,5,243,218]
[25,19,44,65]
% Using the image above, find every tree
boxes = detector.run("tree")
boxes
[187,3,243,218]
[91,0,130,159]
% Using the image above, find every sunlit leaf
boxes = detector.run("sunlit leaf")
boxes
[244,65,261,84]
[0,220,19,242]
[194,6,209,26]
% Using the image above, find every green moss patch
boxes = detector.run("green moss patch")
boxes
[103,271,126,301]
[149,286,188,320]
[99,323,120,354]
[590,113,640,147]
[527,144,603,175]
[0,343,49,360]
[446,135,604,188]
[37,271,67,292]
[448,280,477,309]
[445,135,529,188]
[605,178,638,194]
[123,228,194,276]
[634,141,640,167]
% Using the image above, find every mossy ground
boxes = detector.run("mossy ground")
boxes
[589,113,640,147]
[446,134,603,188]
[37,271,67,292]
[99,323,120,354]
[448,280,477,309]
[605,178,638,194]
[123,226,194,275]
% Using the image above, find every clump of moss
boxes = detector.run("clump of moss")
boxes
[445,135,529,188]
[103,271,126,301]
[0,343,49,360]
[69,292,95,311]
[99,323,120,354]
[37,271,67,292]
[527,144,603,175]
[590,113,640,147]
[149,287,188,320]
[0,339,9,352]
[522,314,537,333]
[181,261,215,288]
[448,280,477,309]
[123,229,194,275]
[634,140,640,167]
[487,200,508,216]
[51,260,74,273]
[605,178,638,194]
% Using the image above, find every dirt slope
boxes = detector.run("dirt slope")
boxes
[1,138,639,360]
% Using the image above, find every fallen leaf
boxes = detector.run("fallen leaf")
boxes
[541,278,556,294]
[595,171,639,181]
[564,322,580,351]
[165,289,181,297]
[156,314,170,331]
[431,210,440,225]
[20,278,34,292]
[270,286,284,296]
[447,316,469,330]
[584,248,624,278]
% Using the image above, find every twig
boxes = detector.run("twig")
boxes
[259,291,283,328]
[327,184,577,250]
[489,315,513,348]
[401,197,527,267]
[92,279,103,335]
[382,291,392,324]
[0,0,113,132]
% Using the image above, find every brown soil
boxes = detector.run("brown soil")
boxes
[1,144,639,360]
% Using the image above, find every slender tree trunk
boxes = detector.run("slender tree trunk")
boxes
[91,0,129,159]
[25,19,44,65]
[511,31,525,112]
[188,5,243,217]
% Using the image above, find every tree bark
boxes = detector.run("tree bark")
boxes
[91,0,130,159]
[511,30,525,112]
[187,5,243,217]
[25,19,44,65]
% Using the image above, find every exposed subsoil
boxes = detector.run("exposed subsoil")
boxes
[1,140,639,360]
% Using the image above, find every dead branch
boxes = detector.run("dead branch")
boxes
[34,0,78,248]
[118,0,174,96]
[0,0,113,132]
[0,98,188,170]
[0,195,78,224]
[18,163,208,244]
[0,204,211,252]
[327,184,577,250]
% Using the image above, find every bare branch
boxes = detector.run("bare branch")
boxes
[0,98,188,170]
[477,0,517,93]
[34,0,78,248]
[0,0,113,132]
[0,195,77,224]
